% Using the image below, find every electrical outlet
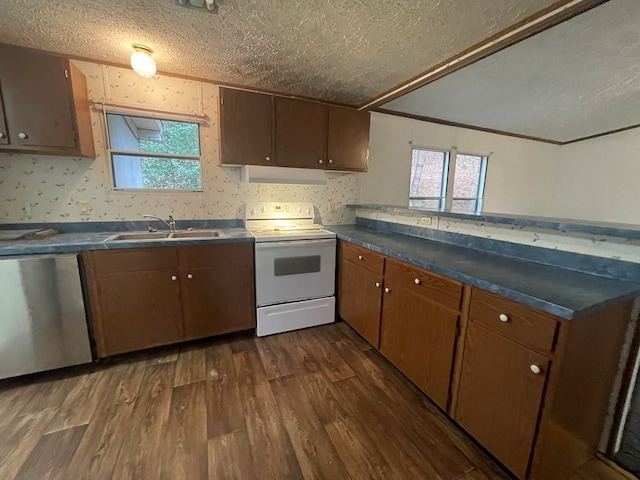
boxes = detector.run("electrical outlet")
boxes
[78,200,92,215]
[420,217,432,226]
[329,201,336,213]
[23,202,32,218]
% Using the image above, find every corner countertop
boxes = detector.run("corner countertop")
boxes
[327,225,640,320]
[0,228,254,256]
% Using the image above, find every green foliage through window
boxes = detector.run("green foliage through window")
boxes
[107,113,202,190]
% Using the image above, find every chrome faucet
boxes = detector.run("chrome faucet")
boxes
[143,214,176,232]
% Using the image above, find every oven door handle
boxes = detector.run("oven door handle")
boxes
[255,239,336,250]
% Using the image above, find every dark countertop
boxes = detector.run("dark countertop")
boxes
[327,225,640,320]
[0,228,254,256]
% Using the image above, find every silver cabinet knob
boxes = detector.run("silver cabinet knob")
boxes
[171,275,177,281]
[358,255,363,260]
[187,273,193,279]
[318,159,323,164]
[530,365,541,375]
[499,313,509,322]
[414,278,421,285]
[18,132,28,139]
[265,156,270,161]
[328,159,333,164]
[384,287,391,293]
[375,282,381,288]
[0,132,5,138]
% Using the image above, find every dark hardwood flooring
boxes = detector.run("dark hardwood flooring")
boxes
[0,321,629,479]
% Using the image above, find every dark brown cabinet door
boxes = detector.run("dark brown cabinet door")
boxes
[220,87,273,166]
[84,248,184,357]
[338,259,383,347]
[179,243,256,340]
[379,280,459,410]
[454,322,549,479]
[0,44,76,149]
[326,107,370,171]
[275,97,328,168]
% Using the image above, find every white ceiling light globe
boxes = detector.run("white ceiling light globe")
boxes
[131,46,156,78]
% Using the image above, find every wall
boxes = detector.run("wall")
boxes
[360,112,561,216]
[362,112,640,225]
[0,61,359,226]
[553,128,640,224]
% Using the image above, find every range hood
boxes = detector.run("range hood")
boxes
[240,165,327,186]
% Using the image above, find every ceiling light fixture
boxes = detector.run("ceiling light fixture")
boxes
[175,0,221,14]
[130,44,156,78]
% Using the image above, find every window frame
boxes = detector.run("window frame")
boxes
[104,110,204,192]
[409,146,488,214]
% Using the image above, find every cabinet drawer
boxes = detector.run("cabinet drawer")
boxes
[341,241,384,275]
[385,258,462,311]
[89,247,178,274]
[469,288,558,354]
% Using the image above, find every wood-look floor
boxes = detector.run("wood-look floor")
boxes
[0,321,629,480]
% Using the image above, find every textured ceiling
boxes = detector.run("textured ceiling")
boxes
[0,0,558,106]
[382,0,640,143]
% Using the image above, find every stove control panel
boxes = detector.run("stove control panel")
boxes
[245,202,314,221]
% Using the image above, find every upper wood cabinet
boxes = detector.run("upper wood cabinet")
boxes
[83,242,256,358]
[219,87,273,166]
[219,87,369,171]
[275,97,328,168]
[0,43,94,157]
[326,107,370,171]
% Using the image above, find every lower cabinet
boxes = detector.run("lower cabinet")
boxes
[337,240,633,479]
[83,242,256,358]
[379,279,459,410]
[337,243,384,347]
[337,240,463,411]
[454,322,549,479]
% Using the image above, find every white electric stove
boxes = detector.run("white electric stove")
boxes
[245,202,337,337]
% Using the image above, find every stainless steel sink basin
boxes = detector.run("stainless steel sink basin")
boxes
[104,230,223,242]
[106,232,172,241]
[170,230,221,239]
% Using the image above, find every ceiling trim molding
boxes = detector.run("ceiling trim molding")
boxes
[359,0,608,111]
[376,108,640,146]
[375,108,564,145]
[561,123,640,145]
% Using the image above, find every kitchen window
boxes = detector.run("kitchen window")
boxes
[106,112,202,190]
[409,147,487,213]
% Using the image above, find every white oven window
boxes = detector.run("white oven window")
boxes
[274,255,321,276]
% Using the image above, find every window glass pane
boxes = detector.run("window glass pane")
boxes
[112,154,202,190]
[409,199,441,210]
[107,114,200,155]
[409,149,446,198]
[453,154,482,198]
[451,199,478,213]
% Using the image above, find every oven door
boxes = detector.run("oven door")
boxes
[255,238,336,307]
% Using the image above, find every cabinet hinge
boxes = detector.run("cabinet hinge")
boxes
[64,69,69,79]
[220,97,224,105]
[455,322,461,337]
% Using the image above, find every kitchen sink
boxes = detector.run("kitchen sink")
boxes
[170,230,221,239]
[106,232,172,241]
[104,230,223,242]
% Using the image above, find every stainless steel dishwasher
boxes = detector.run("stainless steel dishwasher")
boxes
[0,254,93,380]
